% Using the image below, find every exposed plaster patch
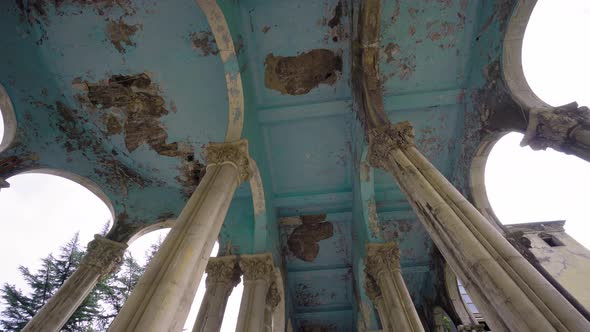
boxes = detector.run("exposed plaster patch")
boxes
[54,100,152,192]
[261,25,271,33]
[77,73,192,158]
[324,0,348,43]
[360,160,371,182]
[105,18,141,53]
[390,0,401,24]
[0,156,37,179]
[16,0,135,25]
[383,43,400,63]
[74,74,205,193]
[175,158,206,198]
[190,31,219,56]
[264,49,342,95]
[287,216,334,262]
[294,283,322,306]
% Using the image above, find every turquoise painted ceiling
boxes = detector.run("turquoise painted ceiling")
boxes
[0,0,514,330]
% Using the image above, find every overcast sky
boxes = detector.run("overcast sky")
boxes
[0,0,588,331]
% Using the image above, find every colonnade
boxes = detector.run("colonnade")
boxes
[193,253,281,332]
[367,121,590,331]
[20,113,590,331]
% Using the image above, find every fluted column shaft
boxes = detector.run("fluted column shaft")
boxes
[365,242,424,332]
[193,256,240,332]
[521,103,590,162]
[365,272,390,331]
[109,140,252,332]
[368,122,590,332]
[236,253,276,332]
[23,235,126,332]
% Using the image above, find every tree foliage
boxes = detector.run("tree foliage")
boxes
[0,232,160,331]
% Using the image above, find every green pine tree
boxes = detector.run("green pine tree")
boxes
[0,234,102,331]
[1,231,163,331]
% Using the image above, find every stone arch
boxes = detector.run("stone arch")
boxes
[0,83,17,153]
[502,0,550,109]
[194,0,244,142]
[468,132,510,231]
[126,219,175,245]
[14,168,115,221]
[443,263,478,328]
[248,158,269,252]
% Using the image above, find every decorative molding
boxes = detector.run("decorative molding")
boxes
[364,242,401,279]
[239,253,275,282]
[521,103,590,160]
[367,122,415,169]
[205,255,241,287]
[81,235,127,276]
[194,0,244,141]
[205,139,252,182]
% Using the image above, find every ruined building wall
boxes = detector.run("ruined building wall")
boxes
[505,221,590,310]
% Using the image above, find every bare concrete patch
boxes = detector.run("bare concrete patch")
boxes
[287,215,334,262]
[190,31,219,56]
[106,18,141,53]
[264,49,342,95]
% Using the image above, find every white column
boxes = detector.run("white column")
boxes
[364,242,424,332]
[23,235,126,332]
[521,103,590,162]
[109,140,252,332]
[236,253,275,332]
[193,256,240,332]
[365,272,390,331]
[368,122,590,331]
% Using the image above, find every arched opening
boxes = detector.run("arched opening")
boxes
[485,132,590,248]
[487,0,590,247]
[0,84,17,153]
[0,172,113,319]
[126,229,243,331]
[522,0,590,108]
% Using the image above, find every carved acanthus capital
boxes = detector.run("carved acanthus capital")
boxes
[521,102,590,154]
[205,255,241,288]
[367,122,415,169]
[239,253,275,283]
[266,282,281,308]
[364,274,382,303]
[205,139,253,183]
[364,242,401,280]
[81,235,127,276]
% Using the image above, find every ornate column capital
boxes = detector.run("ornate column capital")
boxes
[521,103,590,153]
[239,253,275,283]
[364,242,401,280]
[205,255,241,287]
[205,139,253,183]
[81,235,127,276]
[367,122,415,169]
[266,281,281,308]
